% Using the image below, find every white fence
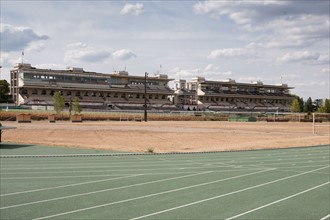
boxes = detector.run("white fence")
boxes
[312,113,330,135]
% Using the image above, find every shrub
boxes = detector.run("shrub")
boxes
[147,147,155,153]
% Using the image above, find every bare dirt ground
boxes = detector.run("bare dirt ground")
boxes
[2,121,329,152]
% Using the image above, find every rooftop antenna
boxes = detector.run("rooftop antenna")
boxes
[281,75,283,84]
[21,51,24,64]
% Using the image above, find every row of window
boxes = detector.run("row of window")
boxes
[22,89,168,100]
[202,86,283,94]
[199,96,288,104]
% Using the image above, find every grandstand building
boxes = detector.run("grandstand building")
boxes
[10,63,295,112]
[174,77,295,112]
[10,63,176,111]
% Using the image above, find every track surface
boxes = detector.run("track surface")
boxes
[0,144,329,220]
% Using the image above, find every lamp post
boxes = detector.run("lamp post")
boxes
[144,72,148,122]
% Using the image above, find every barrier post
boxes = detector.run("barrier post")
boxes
[312,113,315,135]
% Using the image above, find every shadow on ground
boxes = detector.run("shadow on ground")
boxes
[0,143,34,149]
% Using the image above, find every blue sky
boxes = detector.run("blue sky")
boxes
[1,0,329,99]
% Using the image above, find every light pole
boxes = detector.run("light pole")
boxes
[144,72,148,122]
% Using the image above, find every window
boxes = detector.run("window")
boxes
[32,89,38,95]
[67,91,72,96]
[136,94,140,99]
[41,90,47,95]
[149,94,153,99]
[75,91,80,97]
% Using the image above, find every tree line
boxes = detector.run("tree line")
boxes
[290,96,330,113]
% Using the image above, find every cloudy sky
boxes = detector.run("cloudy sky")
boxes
[1,0,329,99]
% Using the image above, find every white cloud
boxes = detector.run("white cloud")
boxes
[193,1,329,49]
[66,42,88,49]
[321,68,330,74]
[193,0,328,25]
[204,64,218,72]
[35,63,66,70]
[281,74,299,80]
[277,51,320,63]
[193,1,289,23]
[277,51,329,65]
[112,49,137,61]
[208,47,256,59]
[0,53,19,68]
[258,15,329,48]
[120,3,144,15]
[318,53,330,64]
[169,65,232,80]
[64,43,112,63]
[0,23,49,52]
[26,42,46,53]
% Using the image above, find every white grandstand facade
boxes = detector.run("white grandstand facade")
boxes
[174,77,295,112]
[10,63,295,112]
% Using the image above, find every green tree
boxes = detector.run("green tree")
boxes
[0,80,10,103]
[304,97,313,113]
[74,97,82,114]
[299,97,304,112]
[68,98,73,118]
[318,99,330,113]
[53,91,65,115]
[290,98,301,112]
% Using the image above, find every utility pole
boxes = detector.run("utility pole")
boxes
[144,72,148,122]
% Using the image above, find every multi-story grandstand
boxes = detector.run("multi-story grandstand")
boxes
[10,63,295,112]
[174,77,295,112]
[10,63,176,111]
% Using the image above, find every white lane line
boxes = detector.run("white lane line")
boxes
[320,214,330,220]
[1,162,264,177]
[130,166,329,220]
[0,175,140,197]
[0,162,194,171]
[32,169,272,220]
[226,182,330,220]
[0,164,226,175]
[0,171,200,180]
[158,158,172,163]
[1,171,213,210]
[0,173,132,180]
[134,157,144,161]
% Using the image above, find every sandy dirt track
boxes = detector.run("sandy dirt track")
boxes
[2,121,329,152]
